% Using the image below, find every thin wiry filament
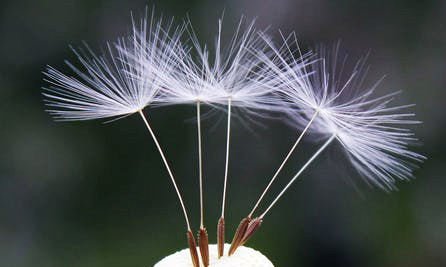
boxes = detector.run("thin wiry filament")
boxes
[217,97,232,258]
[221,97,232,218]
[138,110,192,230]
[261,134,337,218]
[248,110,319,217]
[197,101,204,228]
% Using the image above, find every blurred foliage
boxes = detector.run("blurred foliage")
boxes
[0,0,445,266]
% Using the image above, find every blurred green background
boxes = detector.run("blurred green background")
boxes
[0,0,445,266]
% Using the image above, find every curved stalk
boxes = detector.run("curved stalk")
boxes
[261,134,337,218]
[138,110,192,230]
[139,110,199,266]
[248,111,319,217]
[221,97,232,218]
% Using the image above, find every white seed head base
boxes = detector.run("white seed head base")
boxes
[154,244,274,267]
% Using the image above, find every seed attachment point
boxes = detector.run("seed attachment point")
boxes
[187,230,200,267]
[198,227,210,266]
[217,216,225,258]
[228,216,251,256]
[240,217,263,246]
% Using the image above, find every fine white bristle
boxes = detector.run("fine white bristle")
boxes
[155,17,281,114]
[43,11,185,121]
[154,244,274,267]
[262,36,425,190]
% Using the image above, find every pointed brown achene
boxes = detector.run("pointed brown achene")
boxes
[240,217,263,246]
[187,230,200,267]
[228,216,251,255]
[217,216,225,258]
[198,227,209,266]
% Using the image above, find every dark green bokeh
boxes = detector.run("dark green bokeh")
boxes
[0,0,444,266]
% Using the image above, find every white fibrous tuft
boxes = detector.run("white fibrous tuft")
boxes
[156,18,280,114]
[43,11,184,121]
[154,244,274,267]
[265,36,425,190]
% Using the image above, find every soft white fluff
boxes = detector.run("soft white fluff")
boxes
[154,244,274,267]
[261,35,425,190]
[155,18,280,113]
[43,12,184,121]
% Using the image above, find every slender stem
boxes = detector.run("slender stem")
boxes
[261,134,337,218]
[138,110,191,230]
[248,111,319,217]
[197,101,204,229]
[221,97,232,218]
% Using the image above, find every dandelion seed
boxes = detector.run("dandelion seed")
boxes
[156,17,280,261]
[230,36,425,253]
[43,11,200,267]
[195,18,276,259]
[278,41,425,190]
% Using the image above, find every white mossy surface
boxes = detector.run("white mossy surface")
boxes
[154,244,274,267]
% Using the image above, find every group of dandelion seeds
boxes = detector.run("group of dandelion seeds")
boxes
[43,10,424,267]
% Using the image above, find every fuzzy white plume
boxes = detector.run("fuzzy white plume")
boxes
[263,35,425,190]
[43,11,184,121]
[155,18,280,114]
